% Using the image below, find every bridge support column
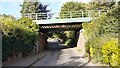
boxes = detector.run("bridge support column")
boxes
[35,32,47,53]
[77,29,86,56]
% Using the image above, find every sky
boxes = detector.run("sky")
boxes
[0,0,91,19]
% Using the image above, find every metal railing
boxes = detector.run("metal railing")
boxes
[21,10,109,20]
[22,13,48,20]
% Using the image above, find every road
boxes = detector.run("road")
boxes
[3,41,99,67]
[30,41,97,67]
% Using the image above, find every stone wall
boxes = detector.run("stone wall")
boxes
[35,32,47,53]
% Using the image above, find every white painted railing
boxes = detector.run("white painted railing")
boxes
[21,10,109,20]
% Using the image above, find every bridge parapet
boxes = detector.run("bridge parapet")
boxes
[21,10,109,20]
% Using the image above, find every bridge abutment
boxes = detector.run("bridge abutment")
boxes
[77,29,86,56]
[35,32,47,53]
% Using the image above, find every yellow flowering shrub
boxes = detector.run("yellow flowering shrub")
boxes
[102,38,118,66]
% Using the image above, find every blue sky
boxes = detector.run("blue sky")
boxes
[0,0,91,19]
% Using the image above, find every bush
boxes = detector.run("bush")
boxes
[1,15,39,62]
[64,31,77,47]
[85,35,110,62]
[83,5,119,66]
[65,39,71,45]
[102,38,118,66]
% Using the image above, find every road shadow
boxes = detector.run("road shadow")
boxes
[46,41,70,50]
[58,54,92,67]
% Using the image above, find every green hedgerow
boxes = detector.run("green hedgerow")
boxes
[1,15,39,62]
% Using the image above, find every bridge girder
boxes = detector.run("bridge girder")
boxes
[39,22,83,33]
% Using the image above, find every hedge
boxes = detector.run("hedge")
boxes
[82,5,119,66]
[102,38,118,66]
[1,15,39,62]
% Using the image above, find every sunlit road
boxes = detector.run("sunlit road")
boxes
[30,41,97,67]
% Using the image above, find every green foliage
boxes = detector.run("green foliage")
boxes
[64,31,77,47]
[85,35,109,62]
[1,15,39,62]
[65,39,71,45]
[83,4,119,66]
[49,31,77,47]
[20,0,50,13]
[83,12,118,40]
[20,0,40,13]
[59,1,86,18]
[48,31,66,39]
[52,33,60,38]
[87,2,116,10]
[61,1,85,11]
[102,38,118,66]
[64,31,74,39]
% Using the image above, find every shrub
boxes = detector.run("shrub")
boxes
[64,31,77,47]
[85,35,110,62]
[1,15,39,62]
[65,39,71,45]
[102,38,118,66]
[83,5,119,66]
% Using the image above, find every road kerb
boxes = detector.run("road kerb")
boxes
[27,54,46,68]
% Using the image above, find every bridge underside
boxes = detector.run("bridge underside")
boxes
[38,22,84,48]
[39,22,83,33]
[39,23,81,47]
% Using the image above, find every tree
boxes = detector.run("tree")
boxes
[36,4,50,13]
[20,0,50,13]
[20,0,51,19]
[86,2,116,10]
[35,3,51,19]
[20,0,40,13]
[59,1,86,18]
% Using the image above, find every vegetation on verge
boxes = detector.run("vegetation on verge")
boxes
[1,15,39,62]
[82,4,119,66]
[1,0,51,62]
[1,1,120,66]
